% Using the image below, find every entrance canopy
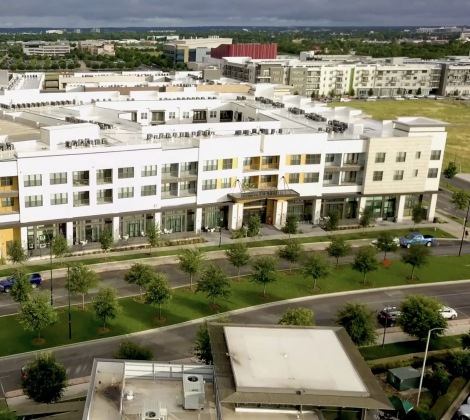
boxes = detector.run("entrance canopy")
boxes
[228,188,299,203]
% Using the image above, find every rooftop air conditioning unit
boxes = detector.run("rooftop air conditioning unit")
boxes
[182,374,205,410]
[141,399,167,420]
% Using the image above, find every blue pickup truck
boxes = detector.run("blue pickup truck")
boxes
[399,232,436,248]
[0,273,42,292]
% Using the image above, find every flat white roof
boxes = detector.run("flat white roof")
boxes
[224,326,369,396]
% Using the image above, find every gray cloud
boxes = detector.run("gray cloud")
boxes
[0,0,468,27]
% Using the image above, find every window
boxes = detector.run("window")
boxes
[73,171,89,186]
[1,197,14,207]
[305,154,321,164]
[428,168,439,178]
[25,195,43,208]
[243,157,253,167]
[221,178,232,189]
[0,177,13,186]
[209,111,217,118]
[193,110,207,121]
[393,170,404,180]
[50,172,67,185]
[96,169,112,184]
[118,187,134,198]
[325,154,335,163]
[396,152,406,162]
[304,172,319,183]
[50,193,68,205]
[168,112,176,119]
[373,171,383,181]
[141,185,157,196]
[375,152,386,163]
[73,191,89,207]
[140,112,148,119]
[430,150,442,160]
[182,111,190,119]
[141,165,157,177]
[24,174,42,187]
[202,179,217,190]
[290,155,301,165]
[289,173,300,183]
[222,159,233,170]
[203,160,218,171]
[118,167,134,179]
[97,189,113,204]
[415,151,421,159]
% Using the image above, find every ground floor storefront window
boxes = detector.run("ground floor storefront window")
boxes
[74,218,112,243]
[287,199,314,222]
[27,223,64,250]
[365,195,397,220]
[403,194,421,217]
[120,213,153,237]
[321,197,358,220]
[161,209,195,233]
[202,206,223,230]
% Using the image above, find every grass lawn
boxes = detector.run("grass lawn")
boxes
[0,227,453,278]
[1,253,470,357]
[331,100,470,172]
[360,335,464,360]
[44,73,60,81]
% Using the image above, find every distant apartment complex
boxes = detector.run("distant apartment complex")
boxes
[163,36,233,64]
[22,41,71,56]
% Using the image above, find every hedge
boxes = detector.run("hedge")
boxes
[430,377,467,419]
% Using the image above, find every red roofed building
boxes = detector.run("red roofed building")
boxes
[211,43,277,60]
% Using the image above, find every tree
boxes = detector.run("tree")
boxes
[21,353,66,404]
[277,239,302,274]
[425,367,450,398]
[443,161,458,184]
[399,295,447,340]
[11,268,33,303]
[452,190,469,211]
[146,222,162,255]
[66,263,100,309]
[412,203,424,226]
[192,322,212,365]
[302,253,332,291]
[401,245,431,280]
[376,231,399,260]
[367,88,374,96]
[99,227,113,253]
[416,87,422,95]
[326,236,352,268]
[335,302,378,346]
[225,242,250,280]
[178,248,205,291]
[124,263,155,300]
[114,340,153,360]
[91,286,122,329]
[352,247,379,285]
[278,307,315,326]
[326,210,340,231]
[282,214,299,236]
[462,331,470,350]
[196,264,231,307]
[251,256,278,297]
[144,272,172,320]
[7,240,28,264]
[359,207,374,234]
[247,214,261,237]
[349,87,355,97]
[51,234,69,264]
[18,292,58,340]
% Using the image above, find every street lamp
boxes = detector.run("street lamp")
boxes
[417,327,447,406]
[67,265,72,340]
[219,217,223,248]
[458,198,470,257]
[48,235,54,306]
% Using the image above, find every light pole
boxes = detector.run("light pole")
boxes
[219,217,223,248]
[48,235,53,306]
[458,198,470,257]
[417,327,447,406]
[67,265,72,340]
[381,317,389,348]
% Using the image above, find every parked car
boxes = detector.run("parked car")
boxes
[365,96,378,102]
[340,97,351,102]
[394,96,405,101]
[456,397,470,419]
[0,273,42,292]
[370,237,400,247]
[426,94,436,99]
[399,233,435,248]
[377,306,401,327]
[440,305,457,320]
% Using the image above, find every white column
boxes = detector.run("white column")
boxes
[66,221,74,246]
[396,195,406,222]
[112,216,120,242]
[154,212,162,229]
[20,226,28,251]
[358,197,367,215]
[427,193,438,222]
[195,208,203,233]
[314,198,322,225]
[228,203,243,230]
[273,200,288,228]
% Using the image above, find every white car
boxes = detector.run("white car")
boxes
[340,98,352,102]
[370,237,400,246]
[415,94,425,98]
[394,96,405,101]
[457,398,470,419]
[440,306,457,319]
[426,94,436,99]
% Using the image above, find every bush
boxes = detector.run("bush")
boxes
[445,351,470,378]
[114,340,154,361]
[425,367,451,398]
[430,377,467,419]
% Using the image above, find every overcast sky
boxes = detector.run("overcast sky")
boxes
[0,0,469,28]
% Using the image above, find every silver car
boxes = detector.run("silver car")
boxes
[457,401,470,419]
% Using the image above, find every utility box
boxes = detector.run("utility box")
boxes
[387,367,421,391]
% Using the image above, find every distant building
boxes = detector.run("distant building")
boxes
[163,36,232,64]
[460,29,470,40]
[22,41,70,56]
[78,40,115,56]
[73,29,81,34]
[211,43,277,60]
[45,29,64,35]
[90,28,100,33]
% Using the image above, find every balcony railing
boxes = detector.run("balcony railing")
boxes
[161,191,178,199]
[73,199,90,207]
[73,179,89,186]
[96,177,112,185]
[97,198,113,204]
[179,189,197,197]
[260,163,279,170]
[180,170,198,178]
[162,172,179,179]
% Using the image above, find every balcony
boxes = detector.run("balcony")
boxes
[97,177,112,185]
[180,169,198,178]
[161,191,178,199]
[243,164,260,172]
[97,197,113,204]
[73,199,90,207]
[162,172,179,179]
[179,189,197,197]
[73,179,89,187]
[258,182,277,189]
[260,163,280,170]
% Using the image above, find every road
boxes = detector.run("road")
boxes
[0,240,469,317]
[0,281,469,394]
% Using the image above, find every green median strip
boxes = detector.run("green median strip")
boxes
[0,253,469,358]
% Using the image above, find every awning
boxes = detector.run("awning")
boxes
[228,189,299,203]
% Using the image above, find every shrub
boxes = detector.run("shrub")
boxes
[114,340,154,361]
[430,377,467,419]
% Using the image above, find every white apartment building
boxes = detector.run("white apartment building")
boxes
[22,41,71,56]
[0,82,446,256]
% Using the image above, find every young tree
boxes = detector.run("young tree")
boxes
[367,88,374,96]
[66,263,100,309]
[144,272,172,320]
[359,207,374,234]
[335,302,378,346]
[425,367,451,398]
[11,268,33,303]
[277,239,302,274]
[282,214,299,236]
[452,190,469,211]
[178,248,206,290]
[21,353,67,404]
[51,234,69,264]
[19,292,58,340]
[196,263,231,307]
[326,236,352,268]
[326,210,340,231]
[114,340,154,361]
[352,247,379,285]
[401,245,431,280]
[461,330,470,350]
[278,307,315,326]
[225,242,250,280]
[91,286,122,329]
[302,253,332,291]
[99,227,113,253]
[376,231,399,260]
[124,263,155,300]
[412,203,424,226]
[443,161,458,184]
[251,256,278,297]
[398,294,447,340]
[247,214,261,237]
[7,239,28,264]
[146,222,162,256]
[192,322,212,365]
